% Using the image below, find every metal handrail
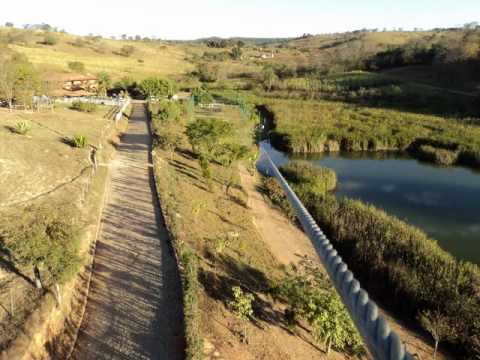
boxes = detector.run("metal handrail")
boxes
[261,149,414,360]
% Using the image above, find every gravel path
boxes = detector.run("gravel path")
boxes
[71,103,184,360]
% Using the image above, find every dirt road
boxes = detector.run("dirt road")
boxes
[71,103,184,360]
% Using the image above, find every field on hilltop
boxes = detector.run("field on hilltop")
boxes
[0,28,193,80]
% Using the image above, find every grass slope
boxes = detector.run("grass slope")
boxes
[1,29,192,80]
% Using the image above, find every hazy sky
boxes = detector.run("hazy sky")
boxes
[1,0,479,39]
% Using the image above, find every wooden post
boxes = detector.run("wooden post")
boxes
[54,283,62,307]
[10,288,14,317]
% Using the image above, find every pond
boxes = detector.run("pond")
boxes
[259,142,480,264]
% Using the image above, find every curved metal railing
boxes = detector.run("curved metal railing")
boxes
[260,149,414,360]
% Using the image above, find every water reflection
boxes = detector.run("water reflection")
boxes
[260,142,480,264]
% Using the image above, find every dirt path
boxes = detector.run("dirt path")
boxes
[71,103,184,360]
[240,167,317,266]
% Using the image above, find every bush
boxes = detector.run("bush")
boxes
[67,61,85,73]
[155,100,182,123]
[13,121,31,135]
[192,87,214,105]
[280,161,337,197]
[416,145,458,165]
[274,262,364,356]
[118,45,135,57]
[67,134,88,148]
[139,77,175,99]
[181,248,203,360]
[70,101,97,113]
[197,63,220,82]
[1,205,82,287]
[42,34,57,46]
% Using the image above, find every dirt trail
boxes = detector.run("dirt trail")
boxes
[71,103,184,360]
[240,168,317,266]
[240,168,451,360]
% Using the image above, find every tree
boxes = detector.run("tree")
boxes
[138,77,175,98]
[185,118,233,189]
[0,53,40,109]
[419,310,454,359]
[2,205,81,302]
[115,76,136,94]
[0,58,17,110]
[231,46,243,60]
[261,65,278,92]
[214,143,251,195]
[5,22,14,28]
[97,71,112,97]
[157,128,182,160]
[185,118,233,155]
[197,63,220,82]
[155,100,182,123]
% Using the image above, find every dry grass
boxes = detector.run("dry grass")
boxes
[0,105,112,207]
[3,30,193,80]
[0,105,126,351]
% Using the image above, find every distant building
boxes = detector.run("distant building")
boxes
[171,92,191,102]
[45,73,99,97]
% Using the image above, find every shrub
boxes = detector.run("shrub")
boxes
[68,134,88,148]
[181,248,203,360]
[118,45,135,57]
[274,262,364,356]
[280,161,337,197]
[70,101,97,113]
[139,77,175,99]
[228,286,254,342]
[197,63,220,82]
[192,87,214,105]
[416,145,458,165]
[13,121,31,135]
[67,61,85,73]
[155,100,182,123]
[42,34,57,46]
[1,205,82,287]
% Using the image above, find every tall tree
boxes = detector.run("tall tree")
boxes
[97,71,112,97]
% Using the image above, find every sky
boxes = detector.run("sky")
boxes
[1,0,479,40]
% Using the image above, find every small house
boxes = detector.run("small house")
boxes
[45,73,99,97]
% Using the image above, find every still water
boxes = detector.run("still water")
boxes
[260,142,480,264]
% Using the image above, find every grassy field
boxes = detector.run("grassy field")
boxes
[1,28,192,80]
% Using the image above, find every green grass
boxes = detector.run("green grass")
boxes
[264,97,480,168]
